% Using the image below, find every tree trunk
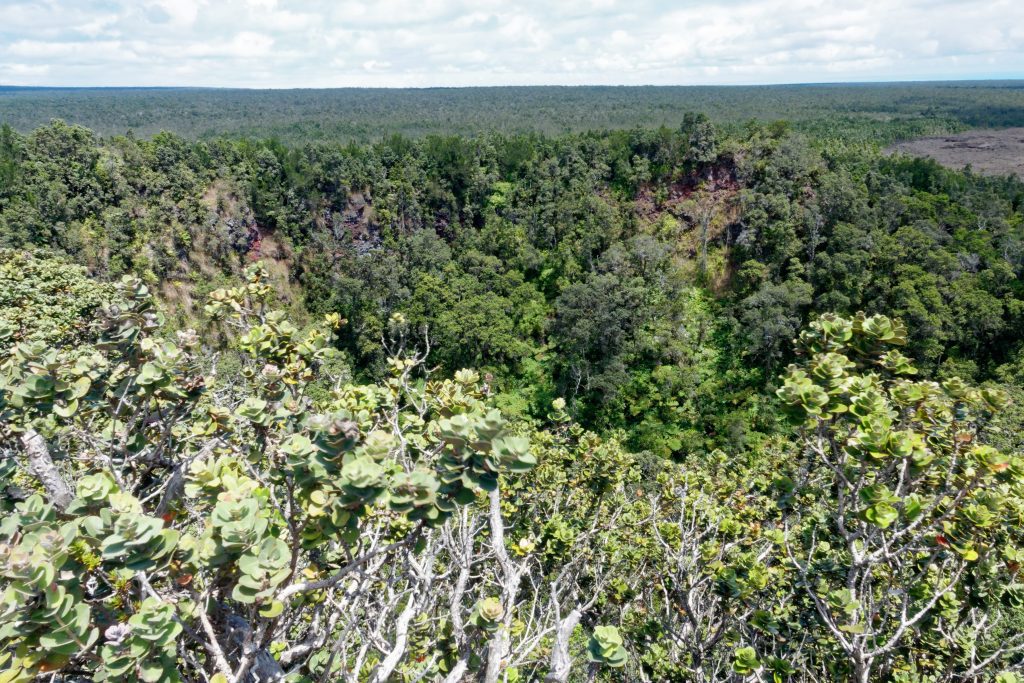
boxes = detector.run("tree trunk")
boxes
[852,653,872,683]
[484,629,508,683]
[225,614,286,682]
[21,429,73,510]
[484,488,517,683]
[441,659,468,683]
[368,583,425,683]
[545,608,583,682]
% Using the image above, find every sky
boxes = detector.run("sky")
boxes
[1,0,1023,88]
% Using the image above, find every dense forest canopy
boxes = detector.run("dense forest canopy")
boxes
[2,81,1024,143]
[2,89,1024,682]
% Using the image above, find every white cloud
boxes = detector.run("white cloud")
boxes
[77,14,121,38]
[150,0,205,26]
[0,0,1020,87]
[181,32,275,58]
[0,63,52,76]
[361,60,391,71]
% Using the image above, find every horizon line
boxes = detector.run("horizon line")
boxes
[2,77,1024,92]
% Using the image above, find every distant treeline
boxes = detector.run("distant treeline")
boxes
[2,81,1023,144]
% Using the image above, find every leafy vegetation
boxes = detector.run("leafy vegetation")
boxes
[2,91,1024,681]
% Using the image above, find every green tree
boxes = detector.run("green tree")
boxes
[777,313,1024,682]
[0,262,536,682]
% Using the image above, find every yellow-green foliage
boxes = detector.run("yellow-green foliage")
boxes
[0,249,116,353]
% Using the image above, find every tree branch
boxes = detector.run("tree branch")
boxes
[21,428,73,510]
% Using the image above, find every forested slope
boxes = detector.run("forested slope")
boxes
[3,118,1024,456]
[2,113,1024,681]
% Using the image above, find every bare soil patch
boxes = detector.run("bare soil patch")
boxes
[887,128,1024,177]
